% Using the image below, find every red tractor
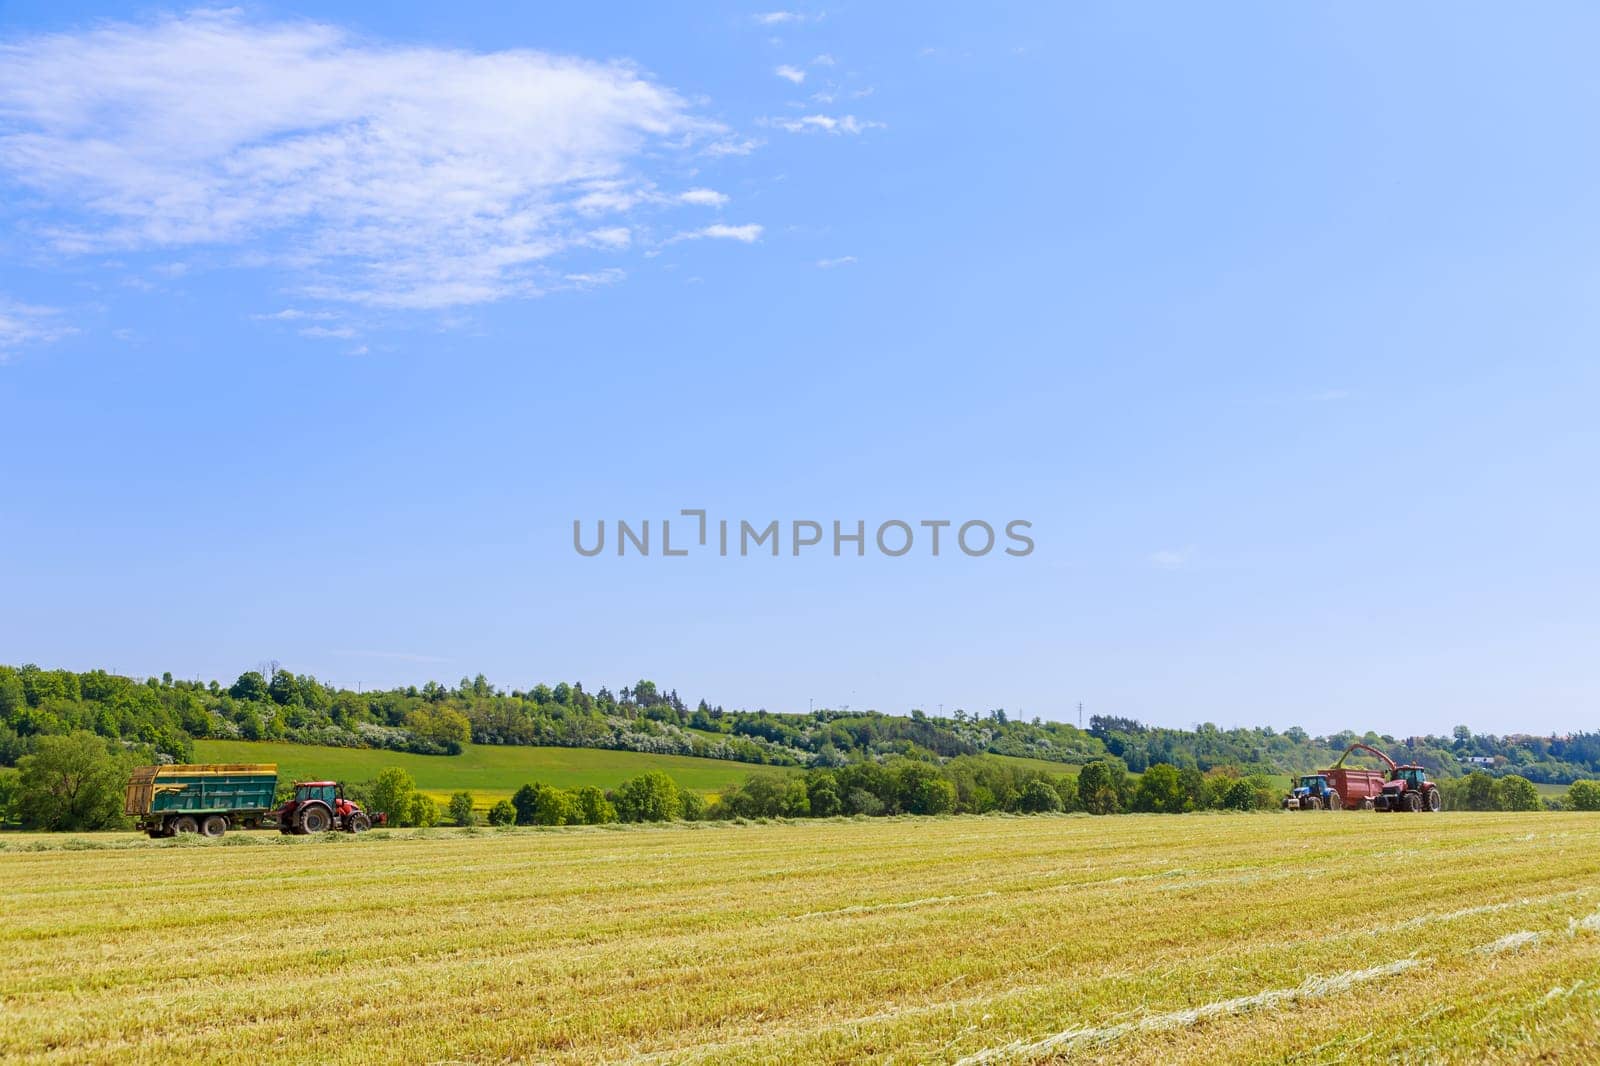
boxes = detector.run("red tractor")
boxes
[275,780,382,834]
[1374,764,1442,813]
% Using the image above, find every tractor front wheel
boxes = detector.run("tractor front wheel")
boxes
[346,812,371,834]
[170,815,199,835]
[1426,790,1442,812]
[298,805,332,834]
[201,814,227,838]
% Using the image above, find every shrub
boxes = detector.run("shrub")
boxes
[407,793,440,828]
[1016,777,1064,813]
[369,767,417,826]
[614,771,681,822]
[1568,780,1600,811]
[1494,775,1541,812]
[573,786,616,825]
[487,799,517,826]
[896,761,956,816]
[447,791,476,827]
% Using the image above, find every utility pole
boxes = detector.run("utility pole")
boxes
[1078,702,1083,729]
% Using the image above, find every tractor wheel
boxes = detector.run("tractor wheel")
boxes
[1360,798,1375,811]
[345,812,371,834]
[170,815,200,835]
[200,814,228,838]
[298,805,332,834]
[1427,790,1442,812]
[1327,792,1343,811]
[1307,796,1323,810]
[1404,792,1422,813]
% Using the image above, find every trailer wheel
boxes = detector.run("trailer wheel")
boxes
[1426,790,1442,812]
[170,815,199,835]
[298,805,332,834]
[1360,798,1375,811]
[1327,792,1343,811]
[200,814,227,838]
[1404,792,1422,813]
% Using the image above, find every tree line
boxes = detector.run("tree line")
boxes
[6,663,1600,797]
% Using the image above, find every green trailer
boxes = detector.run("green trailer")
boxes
[124,763,279,838]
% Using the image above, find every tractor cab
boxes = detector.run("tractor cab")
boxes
[1284,774,1338,810]
[295,781,343,805]
[1395,766,1428,790]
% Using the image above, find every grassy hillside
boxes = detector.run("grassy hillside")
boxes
[192,740,786,803]
[6,812,1599,1063]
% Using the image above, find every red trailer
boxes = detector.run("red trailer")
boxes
[1325,767,1387,810]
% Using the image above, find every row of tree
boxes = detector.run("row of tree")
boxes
[7,663,1600,794]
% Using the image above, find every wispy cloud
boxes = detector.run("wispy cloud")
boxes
[816,255,856,268]
[754,11,819,25]
[768,114,884,135]
[675,223,764,243]
[1149,547,1196,571]
[0,11,745,310]
[775,65,806,85]
[299,325,357,339]
[705,137,763,157]
[811,53,836,66]
[679,188,730,207]
[0,298,74,357]
[251,308,339,322]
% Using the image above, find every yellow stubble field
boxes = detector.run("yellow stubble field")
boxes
[3,811,1599,1064]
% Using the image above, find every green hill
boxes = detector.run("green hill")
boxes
[192,740,785,804]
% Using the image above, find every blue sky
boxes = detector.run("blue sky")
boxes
[2,3,1597,737]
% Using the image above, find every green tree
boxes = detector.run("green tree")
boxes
[896,762,957,815]
[614,771,681,822]
[573,785,616,825]
[487,799,517,826]
[448,791,477,826]
[228,671,269,703]
[532,785,576,826]
[1077,759,1125,815]
[512,783,540,825]
[15,731,133,831]
[369,767,417,826]
[1568,780,1600,811]
[1016,777,1064,813]
[267,670,300,706]
[1494,775,1541,812]
[0,766,19,824]
[679,790,707,821]
[408,793,440,827]
[1133,763,1187,813]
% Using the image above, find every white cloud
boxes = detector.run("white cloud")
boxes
[1149,547,1196,571]
[705,137,763,157]
[816,255,856,268]
[755,12,814,25]
[769,114,883,135]
[0,11,730,309]
[811,53,837,66]
[775,65,806,85]
[679,188,730,207]
[585,226,632,249]
[0,298,74,356]
[562,268,625,288]
[675,223,764,243]
[300,325,357,339]
[251,308,338,321]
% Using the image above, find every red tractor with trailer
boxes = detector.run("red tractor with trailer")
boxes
[125,764,385,837]
[1282,743,1439,812]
